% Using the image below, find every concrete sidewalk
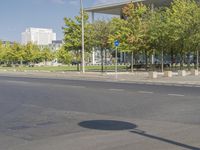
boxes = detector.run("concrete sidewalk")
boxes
[0,70,200,86]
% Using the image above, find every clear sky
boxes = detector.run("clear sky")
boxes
[0,0,119,42]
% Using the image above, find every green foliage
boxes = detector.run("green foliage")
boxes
[63,11,93,63]
[92,20,111,50]
[23,42,41,63]
[56,46,72,64]
[147,9,170,52]
[91,20,112,72]
[0,42,56,66]
[109,18,129,51]
[123,3,150,53]
[41,47,54,62]
[0,41,4,61]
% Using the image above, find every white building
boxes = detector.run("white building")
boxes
[21,27,56,45]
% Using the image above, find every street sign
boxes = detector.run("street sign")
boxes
[114,40,120,47]
[114,40,119,80]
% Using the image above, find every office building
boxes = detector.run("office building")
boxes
[21,27,56,45]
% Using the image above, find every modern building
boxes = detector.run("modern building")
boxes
[85,0,172,65]
[85,0,171,19]
[21,27,56,45]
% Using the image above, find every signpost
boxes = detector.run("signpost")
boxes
[114,40,120,79]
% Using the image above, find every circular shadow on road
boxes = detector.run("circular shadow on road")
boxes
[79,120,137,131]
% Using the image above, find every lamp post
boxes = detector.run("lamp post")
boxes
[80,0,85,73]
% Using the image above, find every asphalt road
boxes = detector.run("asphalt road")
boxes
[0,75,200,150]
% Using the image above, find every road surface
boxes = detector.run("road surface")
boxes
[0,75,200,150]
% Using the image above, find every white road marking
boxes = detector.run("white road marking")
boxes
[108,89,125,92]
[175,84,183,87]
[5,80,29,84]
[138,91,153,94]
[69,85,86,89]
[168,94,185,97]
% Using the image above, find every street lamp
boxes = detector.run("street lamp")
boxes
[80,0,85,73]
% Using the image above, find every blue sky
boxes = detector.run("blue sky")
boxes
[0,0,119,42]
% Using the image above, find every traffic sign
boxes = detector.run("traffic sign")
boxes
[114,40,120,47]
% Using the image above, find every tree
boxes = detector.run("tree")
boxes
[122,3,150,72]
[63,12,93,71]
[185,3,200,70]
[167,0,199,70]
[2,42,15,65]
[23,42,41,64]
[11,42,24,65]
[92,20,112,72]
[147,8,171,72]
[56,46,72,64]
[0,41,3,63]
[41,47,54,64]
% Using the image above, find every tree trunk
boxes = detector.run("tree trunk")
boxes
[161,49,164,72]
[180,51,184,70]
[105,49,107,72]
[187,52,190,71]
[151,50,155,71]
[101,48,104,73]
[131,51,134,72]
[20,59,23,66]
[170,49,174,71]
[145,50,148,71]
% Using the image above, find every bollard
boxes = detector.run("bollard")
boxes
[149,71,157,79]
[178,70,187,76]
[164,71,172,77]
[191,69,199,76]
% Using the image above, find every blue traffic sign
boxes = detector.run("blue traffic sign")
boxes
[114,40,120,47]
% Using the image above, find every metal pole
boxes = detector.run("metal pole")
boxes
[80,0,85,73]
[115,47,118,79]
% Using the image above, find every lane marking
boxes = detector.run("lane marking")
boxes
[108,89,125,92]
[5,80,29,84]
[138,91,153,94]
[68,85,86,89]
[175,84,183,87]
[168,94,185,97]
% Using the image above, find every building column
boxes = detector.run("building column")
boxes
[124,52,126,64]
[151,3,154,12]
[120,52,123,63]
[91,11,95,65]
[92,12,95,23]
[92,49,95,65]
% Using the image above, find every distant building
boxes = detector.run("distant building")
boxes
[2,41,14,46]
[21,27,56,45]
[50,40,63,51]
[39,40,63,52]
